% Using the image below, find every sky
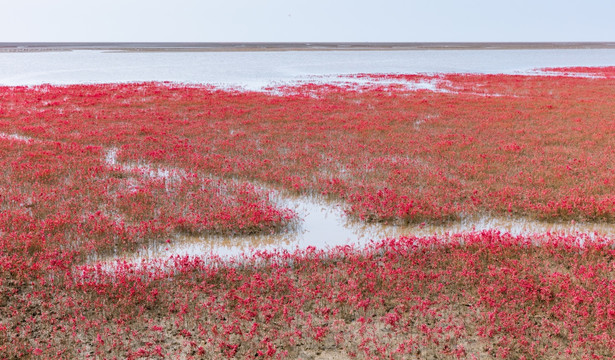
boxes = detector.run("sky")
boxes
[1,0,614,42]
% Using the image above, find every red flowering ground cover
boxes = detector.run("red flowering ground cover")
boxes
[0,136,294,257]
[1,67,615,358]
[538,67,615,78]
[4,233,615,359]
[2,68,615,223]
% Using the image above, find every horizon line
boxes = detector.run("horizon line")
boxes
[1,42,615,53]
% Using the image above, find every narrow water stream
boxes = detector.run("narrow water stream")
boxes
[3,133,615,264]
[127,190,615,262]
[101,150,615,261]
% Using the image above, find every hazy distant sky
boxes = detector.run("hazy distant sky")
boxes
[1,0,614,42]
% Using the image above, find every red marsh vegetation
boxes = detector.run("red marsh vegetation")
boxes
[1,67,615,358]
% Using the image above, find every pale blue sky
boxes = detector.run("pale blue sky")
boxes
[1,0,614,42]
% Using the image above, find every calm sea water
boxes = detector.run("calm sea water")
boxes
[1,49,614,89]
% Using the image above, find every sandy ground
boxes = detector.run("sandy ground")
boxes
[1,42,615,53]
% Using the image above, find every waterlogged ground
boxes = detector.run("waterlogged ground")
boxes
[103,139,615,260]
[3,66,615,358]
[9,131,615,264]
[120,186,615,262]
[82,120,615,262]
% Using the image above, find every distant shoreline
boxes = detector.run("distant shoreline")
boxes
[2,42,615,53]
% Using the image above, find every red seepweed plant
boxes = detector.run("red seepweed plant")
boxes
[3,69,615,223]
[0,67,615,358]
